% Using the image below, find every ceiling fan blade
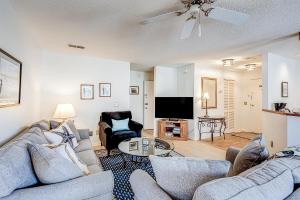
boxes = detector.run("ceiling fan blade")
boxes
[198,13,202,38]
[141,8,187,24]
[181,17,196,40]
[208,7,249,25]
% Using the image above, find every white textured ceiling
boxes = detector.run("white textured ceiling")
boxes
[9,0,300,68]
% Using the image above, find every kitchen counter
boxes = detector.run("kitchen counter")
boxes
[262,109,300,117]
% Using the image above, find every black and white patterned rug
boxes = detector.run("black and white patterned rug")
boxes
[96,149,183,200]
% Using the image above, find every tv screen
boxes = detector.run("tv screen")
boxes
[155,97,194,119]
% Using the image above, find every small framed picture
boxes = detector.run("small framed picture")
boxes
[130,86,139,95]
[99,83,111,97]
[281,82,288,97]
[129,141,138,151]
[142,138,149,146]
[80,84,94,100]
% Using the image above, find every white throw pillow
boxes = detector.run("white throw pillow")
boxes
[44,131,63,145]
[44,143,90,175]
[51,122,79,148]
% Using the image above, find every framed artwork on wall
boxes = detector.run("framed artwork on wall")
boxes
[129,86,139,95]
[201,77,217,109]
[99,83,111,97]
[0,49,22,108]
[80,84,94,100]
[281,82,288,97]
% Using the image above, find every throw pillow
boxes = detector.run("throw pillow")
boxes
[28,143,83,184]
[50,120,61,129]
[44,143,90,175]
[66,120,81,141]
[112,118,130,132]
[0,141,38,198]
[47,122,79,148]
[150,156,231,200]
[227,135,269,176]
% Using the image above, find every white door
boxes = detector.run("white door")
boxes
[144,81,154,129]
[248,79,262,133]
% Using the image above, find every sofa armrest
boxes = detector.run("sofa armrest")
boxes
[3,171,114,200]
[129,120,143,133]
[130,169,172,200]
[77,129,92,140]
[226,146,241,164]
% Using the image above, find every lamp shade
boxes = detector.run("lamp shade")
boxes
[53,104,76,119]
[203,92,210,100]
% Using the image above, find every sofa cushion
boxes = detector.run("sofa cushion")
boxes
[285,188,300,200]
[20,127,49,145]
[0,140,38,198]
[76,150,99,166]
[228,135,269,176]
[74,139,93,153]
[28,143,83,184]
[31,120,50,131]
[150,156,231,200]
[193,159,294,200]
[87,164,103,174]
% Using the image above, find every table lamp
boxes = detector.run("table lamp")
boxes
[53,104,76,121]
[203,92,210,117]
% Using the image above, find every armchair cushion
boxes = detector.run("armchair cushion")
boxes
[77,129,92,140]
[150,156,231,200]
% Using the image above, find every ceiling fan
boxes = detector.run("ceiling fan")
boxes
[142,0,250,40]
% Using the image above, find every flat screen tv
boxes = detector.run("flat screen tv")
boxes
[155,97,194,119]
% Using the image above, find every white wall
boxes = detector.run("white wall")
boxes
[193,64,241,139]
[40,51,130,145]
[0,0,42,145]
[130,70,154,124]
[263,53,300,110]
[154,66,178,97]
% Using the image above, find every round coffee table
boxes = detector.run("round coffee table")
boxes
[118,137,174,168]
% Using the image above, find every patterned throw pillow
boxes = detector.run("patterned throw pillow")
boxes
[45,122,79,148]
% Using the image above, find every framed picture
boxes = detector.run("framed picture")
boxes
[129,141,138,151]
[201,77,217,109]
[130,86,139,95]
[0,49,22,108]
[99,83,111,97]
[281,82,288,97]
[80,84,94,100]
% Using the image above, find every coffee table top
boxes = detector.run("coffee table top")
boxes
[118,137,174,157]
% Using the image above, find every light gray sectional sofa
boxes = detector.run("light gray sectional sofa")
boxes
[0,122,114,200]
[130,149,300,200]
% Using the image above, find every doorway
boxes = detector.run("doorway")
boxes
[144,81,154,129]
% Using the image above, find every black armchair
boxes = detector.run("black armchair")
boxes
[98,111,143,156]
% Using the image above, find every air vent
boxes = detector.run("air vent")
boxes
[68,44,85,49]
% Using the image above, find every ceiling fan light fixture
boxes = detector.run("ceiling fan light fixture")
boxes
[222,59,234,67]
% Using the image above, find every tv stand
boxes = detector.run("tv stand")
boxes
[158,119,188,141]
